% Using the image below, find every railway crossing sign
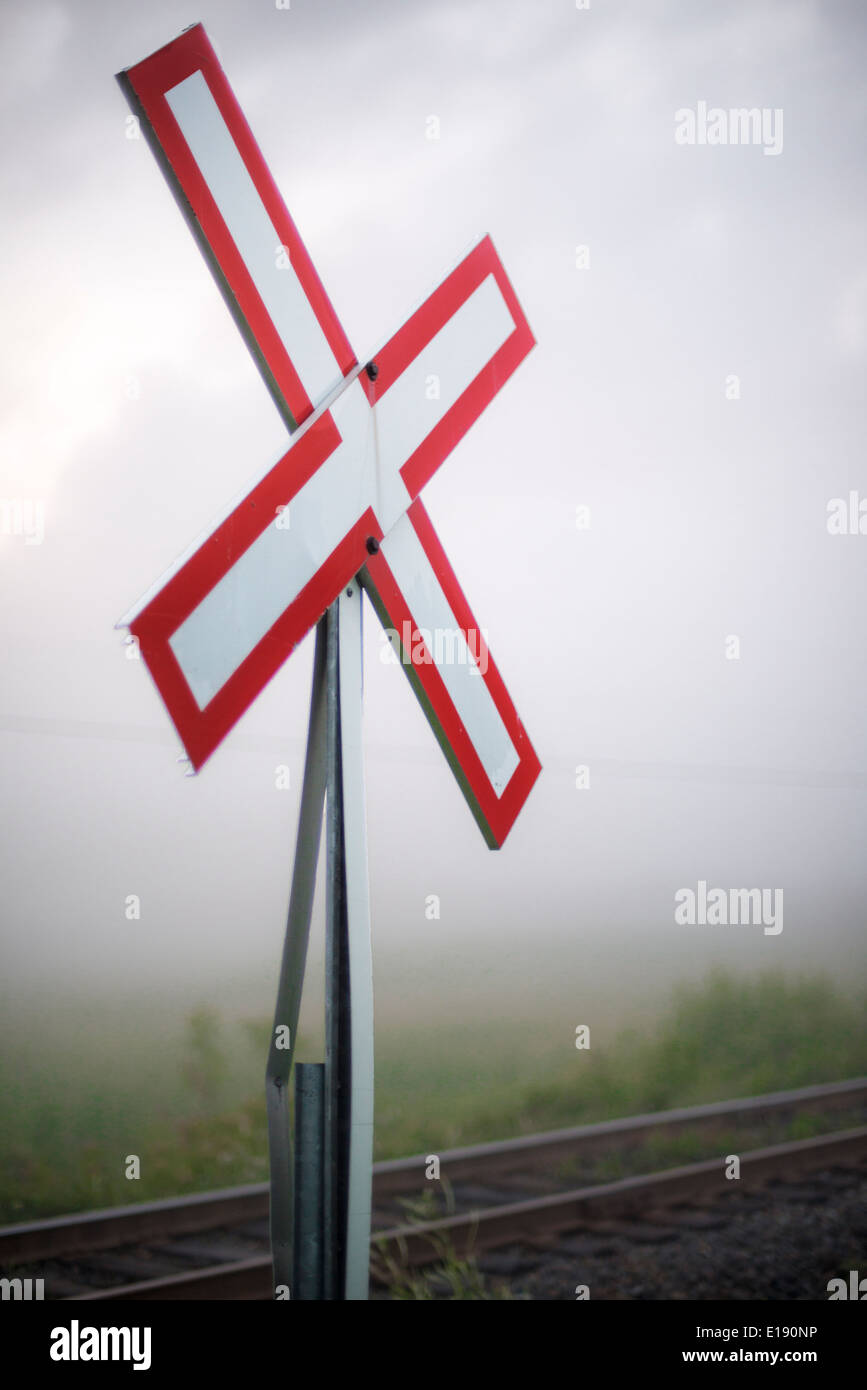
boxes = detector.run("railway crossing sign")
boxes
[117,22,539,850]
[116,22,541,1300]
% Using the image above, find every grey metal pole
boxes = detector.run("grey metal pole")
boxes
[338,581,375,1300]
[268,587,372,1301]
[322,583,375,1300]
[265,618,328,1297]
[323,599,351,1300]
[293,1062,325,1300]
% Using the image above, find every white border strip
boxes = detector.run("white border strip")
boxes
[166,70,343,408]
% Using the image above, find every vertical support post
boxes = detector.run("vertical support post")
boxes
[323,599,350,1299]
[323,582,375,1300]
[265,618,328,1298]
[293,1062,325,1300]
[267,584,373,1302]
[337,581,375,1301]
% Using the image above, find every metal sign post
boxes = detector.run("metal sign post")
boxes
[265,616,326,1296]
[115,23,540,1301]
[266,588,372,1300]
[327,584,374,1299]
[265,584,373,1301]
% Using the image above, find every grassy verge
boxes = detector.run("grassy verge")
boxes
[1,968,865,1225]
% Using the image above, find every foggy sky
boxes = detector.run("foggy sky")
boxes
[1,0,865,1031]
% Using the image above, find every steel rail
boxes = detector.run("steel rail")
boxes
[1,1076,865,1269]
[59,1124,867,1299]
[371,1124,867,1270]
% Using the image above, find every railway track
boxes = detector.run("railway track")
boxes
[2,1076,865,1300]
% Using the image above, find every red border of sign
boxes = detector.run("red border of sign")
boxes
[361,499,541,848]
[120,22,356,428]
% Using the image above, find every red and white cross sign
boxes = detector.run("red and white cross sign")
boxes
[117,24,540,848]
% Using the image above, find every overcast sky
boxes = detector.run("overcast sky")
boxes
[1,0,865,1038]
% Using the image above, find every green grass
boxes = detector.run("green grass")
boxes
[373,966,867,1152]
[375,1240,519,1301]
[372,1191,520,1300]
[1,967,865,1225]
